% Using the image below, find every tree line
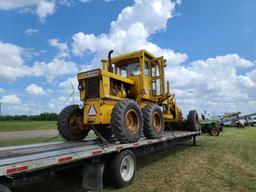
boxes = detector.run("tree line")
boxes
[0,112,58,121]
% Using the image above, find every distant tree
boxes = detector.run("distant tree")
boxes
[0,113,58,121]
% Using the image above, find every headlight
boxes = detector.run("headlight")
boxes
[78,83,84,91]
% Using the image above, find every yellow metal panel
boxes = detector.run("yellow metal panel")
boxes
[77,69,101,80]
[164,113,174,120]
[142,76,151,99]
[102,76,110,97]
[101,70,134,85]
[84,101,101,124]
[83,100,116,124]
[128,76,141,96]
[100,104,114,124]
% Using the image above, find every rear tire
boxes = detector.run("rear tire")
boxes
[57,105,89,140]
[143,104,164,139]
[109,150,136,188]
[210,127,219,136]
[187,110,201,131]
[111,99,143,143]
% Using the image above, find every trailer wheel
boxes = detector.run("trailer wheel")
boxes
[143,104,164,139]
[109,150,136,188]
[187,110,201,131]
[111,99,143,143]
[57,105,89,140]
[0,184,11,192]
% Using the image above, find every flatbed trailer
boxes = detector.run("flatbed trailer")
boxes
[0,130,200,191]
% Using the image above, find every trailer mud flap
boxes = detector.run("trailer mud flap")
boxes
[82,162,104,191]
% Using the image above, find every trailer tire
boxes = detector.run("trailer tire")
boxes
[0,184,12,192]
[57,105,89,140]
[109,150,136,188]
[111,99,143,143]
[188,110,201,131]
[143,104,164,139]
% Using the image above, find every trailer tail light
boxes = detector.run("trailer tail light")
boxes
[58,156,73,163]
[133,143,140,147]
[92,149,102,156]
[116,145,124,150]
[7,166,28,174]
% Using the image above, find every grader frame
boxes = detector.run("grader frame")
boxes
[57,50,200,143]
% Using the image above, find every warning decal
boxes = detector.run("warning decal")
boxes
[88,105,97,116]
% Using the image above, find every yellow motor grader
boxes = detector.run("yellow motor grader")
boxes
[57,50,200,143]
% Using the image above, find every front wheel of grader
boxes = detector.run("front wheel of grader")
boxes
[111,99,143,143]
[57,105,89,140]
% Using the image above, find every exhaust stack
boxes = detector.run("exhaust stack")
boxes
[108,50,114,72]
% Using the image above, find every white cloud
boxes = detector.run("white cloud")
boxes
[0,0,55,22]
[59,77,78,94]
[36,1,55,22]
[72,0,187,66]
[48,38,69,58]
[33,58,78,82]
[168,54,256,115]
[0,0,92,22]
[0,0,40,10]
[0,95,21,105]
[0,41,78,83]
[0,41,31,82]
[25,28,39,35]
[25,84,48,95]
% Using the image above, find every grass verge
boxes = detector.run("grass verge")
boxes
[0,121,56,132]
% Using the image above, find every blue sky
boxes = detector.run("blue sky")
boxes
[0,0,255,116]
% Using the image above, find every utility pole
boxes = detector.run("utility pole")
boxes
[0,103,2,116]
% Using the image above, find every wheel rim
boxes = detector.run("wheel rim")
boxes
[69,114,83,133]
[211,130,218,136]
[153,112,161,132]
[125,109,139,134]
[120,155,134,182]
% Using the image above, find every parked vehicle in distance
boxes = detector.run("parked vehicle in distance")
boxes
[222,119,245,128]
[245,117,256,126]
[201,115,223,136]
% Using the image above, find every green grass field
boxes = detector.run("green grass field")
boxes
[8,127,256,192]
[0,121,56,132]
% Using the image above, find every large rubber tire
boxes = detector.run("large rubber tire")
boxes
[111,99,143,143]
[109,150,136,188]
[143,104,164,139]
[57,105,89,140]
[210,127,220,136]
[187,110,201,131]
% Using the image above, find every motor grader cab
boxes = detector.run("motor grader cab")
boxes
[57,50,200,143]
